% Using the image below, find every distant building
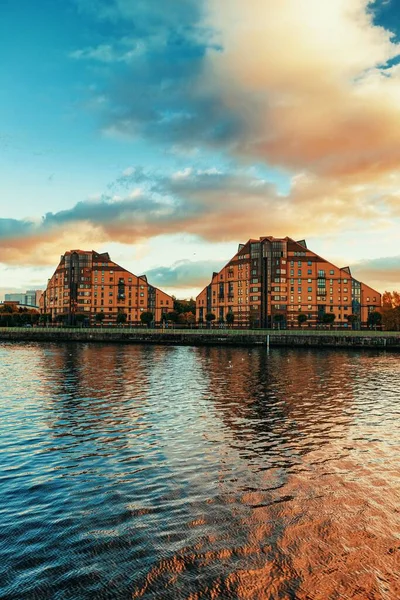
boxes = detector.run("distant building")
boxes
[5,289,42,307]
[196,236,381,329]
[40,249,173,325]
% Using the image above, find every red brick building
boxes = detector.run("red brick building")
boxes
[196,236,381,329]
[40,250,173,325]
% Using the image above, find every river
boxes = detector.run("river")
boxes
[0,342,399,599]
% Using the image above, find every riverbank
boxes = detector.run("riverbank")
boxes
[1,327,399,350]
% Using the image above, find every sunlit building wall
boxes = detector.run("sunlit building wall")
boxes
[40,250,173,325]
[196,236,381,328]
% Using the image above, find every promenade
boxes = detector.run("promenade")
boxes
[0,327,399,350]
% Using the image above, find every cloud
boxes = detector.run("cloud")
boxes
[72,0,400,180]
[351,255,400,288]
[1,165,399,266]
[146,259,225,289]
[71,0,240,147]
[206,0,400,178]
[0,218,36,238]
[66,0,400,238]
[3,0,400,282]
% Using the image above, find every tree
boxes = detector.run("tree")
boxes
[1,304,13,314]
[75,313,86,327]
[54,314,66,325]
[140,311,154,327]
[177,311,195,326]
[39,313,51,325]
[322,313,336,328]
[367,311,382,330]
[297,313,308,328]
[226,312,235,327]
[382,291,400,309]
[116,311,127,325]
[273,313,285,329]
[346,314,359,330]
[11,313,22,326]
[173,297,196,315]
[205,312,216,327]
[0,313,12,327]
[166,311,179,325]
[20,312,32,325]
[382,291,400,331]
[95,312,105,325]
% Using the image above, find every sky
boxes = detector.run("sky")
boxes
[1,0,399,300]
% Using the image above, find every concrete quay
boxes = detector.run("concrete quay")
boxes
[0,327,399,350]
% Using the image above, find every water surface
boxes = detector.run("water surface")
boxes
[0,343,399,599]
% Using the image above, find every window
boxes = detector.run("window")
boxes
[308,287,312,292]
[330,270,334,275]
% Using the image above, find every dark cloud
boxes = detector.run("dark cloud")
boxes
[42,195,172,226]
[0,167,282,263]
[351,255,400,284]
[0,218,36,239]
[70,0,242,148]
[146,259,225,289]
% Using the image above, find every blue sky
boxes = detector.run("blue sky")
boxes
[1,0,399,298]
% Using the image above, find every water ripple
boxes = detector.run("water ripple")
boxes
[0,342,399,599]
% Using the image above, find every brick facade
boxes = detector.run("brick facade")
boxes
[196,237,381,329]
[40,250,173,325]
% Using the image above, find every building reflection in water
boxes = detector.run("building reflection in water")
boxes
[6,342,398,600]
[132,347,400,600]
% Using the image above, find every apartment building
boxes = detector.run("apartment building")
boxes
[196,236,381,328]
[40,250,173,325]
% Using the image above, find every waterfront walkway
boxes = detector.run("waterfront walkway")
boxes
[0,327,399,350]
